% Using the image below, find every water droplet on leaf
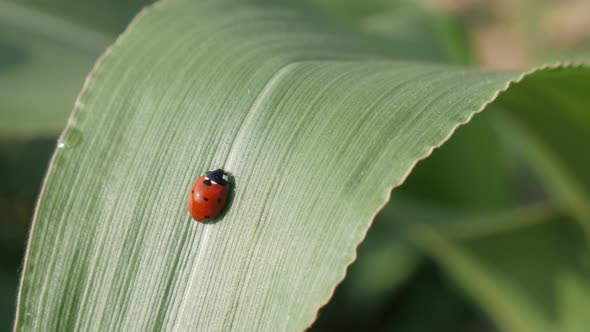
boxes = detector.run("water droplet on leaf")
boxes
[63,128,83,148]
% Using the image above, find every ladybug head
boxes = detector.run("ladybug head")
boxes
[206,169,230,186]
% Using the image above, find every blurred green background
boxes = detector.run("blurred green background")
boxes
[1,0,589,331]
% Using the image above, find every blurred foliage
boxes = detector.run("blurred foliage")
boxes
[0,0,154,136]
[0,23,98,135]
[308,0,471,64]
[1,0,589,331]
[408,215,590,332]
[0,139,54,329]
[426,0,590,69]
[3,0,156,35]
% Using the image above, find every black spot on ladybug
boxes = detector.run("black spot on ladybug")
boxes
[217,198,222,204]
[191,190,194,193]
[204,197,209,201]
[203,179,212,186]
[204,216,210,219]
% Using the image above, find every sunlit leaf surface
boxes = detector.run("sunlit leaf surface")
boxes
[15,0,589,330]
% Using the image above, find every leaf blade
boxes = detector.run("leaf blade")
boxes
[15,0,589,330]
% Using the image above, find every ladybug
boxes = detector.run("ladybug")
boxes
[187,169,230,222]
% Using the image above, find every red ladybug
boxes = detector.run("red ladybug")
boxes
[187,169,230,222]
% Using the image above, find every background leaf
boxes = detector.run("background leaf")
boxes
[0,0,152,136]
[408,216,590,332]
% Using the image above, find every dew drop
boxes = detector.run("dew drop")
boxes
[63,128,83,148]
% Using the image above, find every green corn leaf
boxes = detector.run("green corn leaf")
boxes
[14,0,589,330]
